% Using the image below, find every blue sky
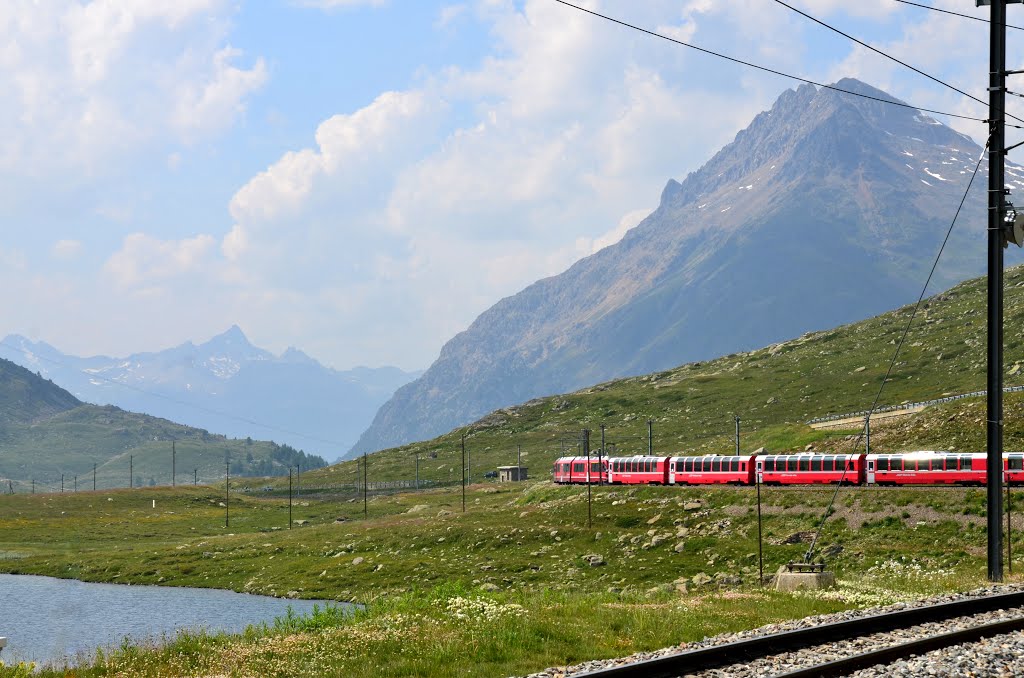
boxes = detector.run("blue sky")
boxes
[0,0,1019,371]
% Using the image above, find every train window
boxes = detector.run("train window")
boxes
[645,460,652,473]
[591,463,600,473]
[961,455,973,470]
[811,457,821,472]
[1011,457,1024,471]
[701,460,710,472]
[573,463,584,473]
[821,457,832,472]
[799,458,810,472]
[877,458,889,471]
[712,459,721,472]
[731,460,740,472]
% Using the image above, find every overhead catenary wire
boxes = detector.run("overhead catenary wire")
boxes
[893,0,1024,31]
[771,0,1024,125]
[803,136,991,564]
[551,0,998,125]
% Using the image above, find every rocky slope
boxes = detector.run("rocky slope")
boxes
[350,78,1021,457]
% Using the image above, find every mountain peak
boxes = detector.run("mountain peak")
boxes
[280,346,320,366]
[204,325,252,349]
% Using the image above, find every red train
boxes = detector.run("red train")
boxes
[553,451,1024,487]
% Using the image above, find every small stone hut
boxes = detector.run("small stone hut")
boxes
[497,466,528,482]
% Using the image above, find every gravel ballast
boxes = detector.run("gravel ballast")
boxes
[518,584,1024,678]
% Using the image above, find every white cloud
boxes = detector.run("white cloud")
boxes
[215,0,776,366]
[0,1,265,175]
[52,240,83,261]
[104,233,217,289]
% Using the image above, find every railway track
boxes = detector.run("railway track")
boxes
[563,589,1024,678]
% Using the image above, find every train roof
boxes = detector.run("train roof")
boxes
[668,454,754,460]
[865,450,983,458]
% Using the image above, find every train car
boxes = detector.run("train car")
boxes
[756,453,865,485]
[1006,453,1024,485]
[866,451,986,485]
[606,455,670,485]
[669,454,756,485]
[552,456,607,484]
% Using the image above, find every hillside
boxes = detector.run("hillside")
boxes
[351,78,1023,457]
[309,263,1024,490]
[0,326,420,461]
[0,358,81,425]
[0,356,327,488]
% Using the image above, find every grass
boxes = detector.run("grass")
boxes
[6,267,1024,674]
[0,477,1018,676]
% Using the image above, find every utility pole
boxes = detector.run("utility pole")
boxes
[93,463,97,491]
[288,468,293,529]
[599,425,605,485]
[130,455,133,489]
[865,415,871,455]
[647,419,653,456]
[461,432,466,513]
[225,461,230,528]
[986,0,1010,583]
[172,440,176,487]
[584,429,592,529]
[61,474,64,493]
[415,450,420,490]
[74,475,77,493]
[363,451,368,518]
[194,468,197,486]
[734,416,741,456]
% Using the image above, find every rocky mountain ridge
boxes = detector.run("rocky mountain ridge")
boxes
[0,326,420,461]
[349,78,1021,457]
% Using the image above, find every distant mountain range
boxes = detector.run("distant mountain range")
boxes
[350,78,1023,457]
[0,326,420,461]
[0,357,327,487]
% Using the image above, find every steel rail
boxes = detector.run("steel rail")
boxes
[572,590,1024,678]
[775,615,1024,678]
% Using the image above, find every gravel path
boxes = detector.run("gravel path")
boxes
[518,585,1024,678]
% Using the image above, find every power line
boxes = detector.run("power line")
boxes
[804,135,990,564]
[551,0,990,124]
[0,339,347,452]
[893,0,1024,31]
[771,0,1024,126]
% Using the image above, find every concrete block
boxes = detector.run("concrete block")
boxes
[775,570,836,592]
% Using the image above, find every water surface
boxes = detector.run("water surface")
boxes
[0,573,342,667]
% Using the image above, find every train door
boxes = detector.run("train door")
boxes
[755,459,763,484]
[866,458,875,485]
